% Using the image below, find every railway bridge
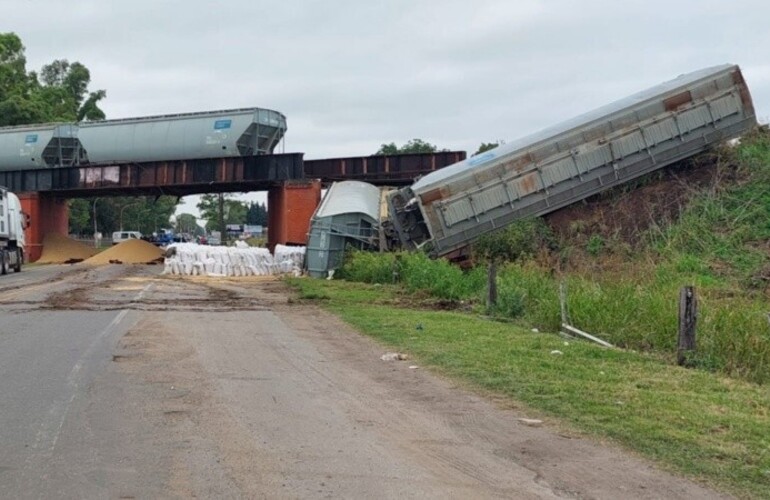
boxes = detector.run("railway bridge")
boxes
[0,150,465,261]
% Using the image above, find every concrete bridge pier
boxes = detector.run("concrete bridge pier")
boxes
[14,179,321,264]
[267,180,321,250]
[18,192,70,263]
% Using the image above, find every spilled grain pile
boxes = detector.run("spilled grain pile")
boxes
[37,233,99,264]
[83,239,164,265]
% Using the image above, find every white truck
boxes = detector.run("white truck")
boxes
[0,186,26,274]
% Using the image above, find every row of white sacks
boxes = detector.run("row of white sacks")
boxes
[162,242,306,277]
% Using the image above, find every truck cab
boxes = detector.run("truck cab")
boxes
[0,187,26,274]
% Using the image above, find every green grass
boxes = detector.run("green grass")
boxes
[288,277,770,498]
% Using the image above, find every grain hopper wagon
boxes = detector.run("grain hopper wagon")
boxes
[386,64,757,258]
[0,124,80,170]
[77,107,287,164]
[0,107,287,169]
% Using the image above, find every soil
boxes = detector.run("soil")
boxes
[545,151,734,248]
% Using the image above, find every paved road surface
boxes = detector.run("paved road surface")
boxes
[0,264,727,498]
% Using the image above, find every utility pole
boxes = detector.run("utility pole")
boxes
[218,193,226,241]
[119,201,140,231]
[92,198,99,248]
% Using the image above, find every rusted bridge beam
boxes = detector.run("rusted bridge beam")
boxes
[0,151,467,197]
[0,153,305,198]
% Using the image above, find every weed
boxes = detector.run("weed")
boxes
[586,234,604,256]
[337,249,395,284]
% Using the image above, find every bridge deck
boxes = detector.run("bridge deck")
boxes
[0,151,466,197]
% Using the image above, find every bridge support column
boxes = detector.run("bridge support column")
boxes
[17,193,69,262]
[267,180,321,250]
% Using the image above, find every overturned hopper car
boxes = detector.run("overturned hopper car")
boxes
[386,64,757,258]
[0,107,287,170]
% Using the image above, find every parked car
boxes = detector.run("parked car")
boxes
[112,231,142,245]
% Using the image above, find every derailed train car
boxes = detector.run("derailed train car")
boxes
[0,107,287,171]
[386,64,757,258]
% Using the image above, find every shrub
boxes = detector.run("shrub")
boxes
[473,218,553,263]
[586,234,604,256]
[399,252,485,301]
[338,250,395,284]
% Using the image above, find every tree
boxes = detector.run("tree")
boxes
[68,196,179,237]
[375,138,440,155]
[197,194,249,232]
[0,33,45,126]
[38,59,106,121]
[0,33,106,126]
[473,141,503,156]
[68,199,91,235]
[175,213,204,237]
[246,201,268,226]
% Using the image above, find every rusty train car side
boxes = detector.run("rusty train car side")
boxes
[386,64,757,257]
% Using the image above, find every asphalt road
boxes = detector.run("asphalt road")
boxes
[0,264,727,499]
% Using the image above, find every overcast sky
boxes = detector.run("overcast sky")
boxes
[3,0,769,220]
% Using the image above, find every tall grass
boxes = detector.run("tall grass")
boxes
[340,250,485,301]
[337,250,396,284]
[398,252,485,301]
[447,258,768,382]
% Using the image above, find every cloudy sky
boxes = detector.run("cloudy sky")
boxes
[3,0,769,218]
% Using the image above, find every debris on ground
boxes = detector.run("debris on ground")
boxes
[83,239,164,265]
[381,352,408,361]
[517,418,544,427]
[36,233,98,264]
[550,350,564,355]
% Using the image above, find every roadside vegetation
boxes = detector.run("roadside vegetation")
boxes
[288,128,770,497]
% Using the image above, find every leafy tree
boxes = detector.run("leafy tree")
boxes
[376,138,440,155]
[39,59,106,121]
[0,32,106,126]
[68,196,179,237]
[68,199,91,235]
[197,194,249,232]
[0,33,44,126]
[175,213,204,236]
[473,141,503,156]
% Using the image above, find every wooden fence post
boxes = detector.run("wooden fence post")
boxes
[559,280,569,325]
[487,261,498,309]
[677,286,697,367]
